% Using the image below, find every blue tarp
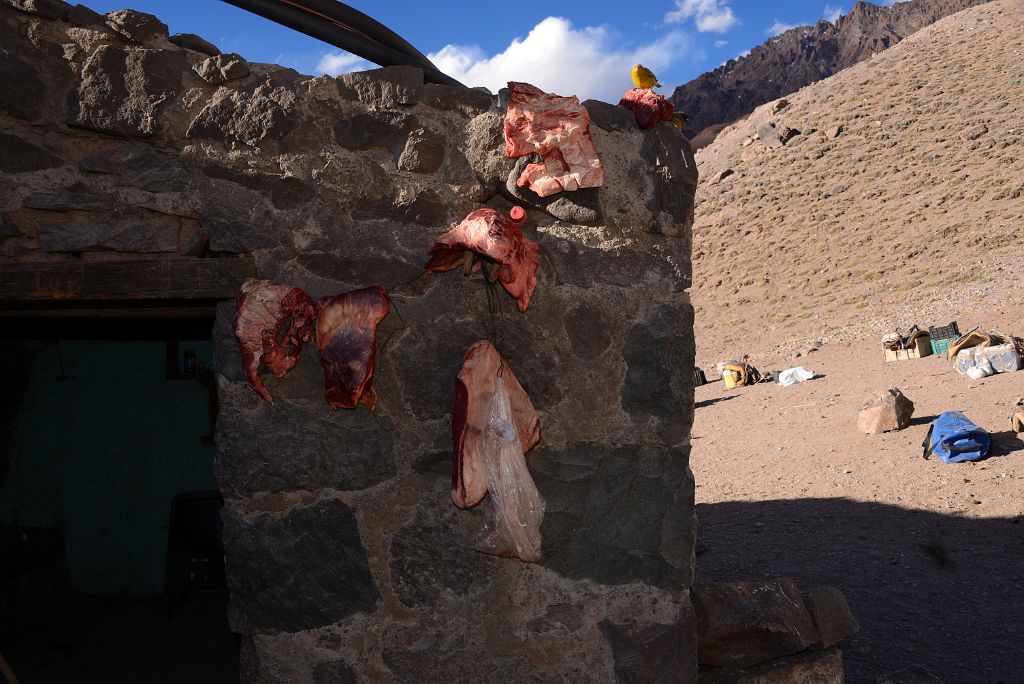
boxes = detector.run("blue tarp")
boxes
[923,411,990,463]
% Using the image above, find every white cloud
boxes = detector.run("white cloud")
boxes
[665,0,737,33]
[736,49,751,59]
[766,19,799,36]
[429,17,699,103]
[316,50,372,75]
[823,4,843,22]
[714,39,728,48]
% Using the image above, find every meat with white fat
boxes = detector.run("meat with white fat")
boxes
[504,81,603,197]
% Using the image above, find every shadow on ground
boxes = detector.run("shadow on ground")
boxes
[696,395,738,409]
[990,431,1024,456]
[696,497,1024,683]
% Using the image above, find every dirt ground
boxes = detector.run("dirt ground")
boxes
[690,306,1024,682]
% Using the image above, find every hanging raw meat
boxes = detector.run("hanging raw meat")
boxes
[617,88,675,130]
[233,278,316,403]
[315,286,390,410]
[425,207,539,313]
[452,340,544,563]
[504,81,603,197]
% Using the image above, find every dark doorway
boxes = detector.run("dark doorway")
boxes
[0,313,238,684]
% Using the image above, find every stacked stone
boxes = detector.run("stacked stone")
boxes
[0,2,700,680]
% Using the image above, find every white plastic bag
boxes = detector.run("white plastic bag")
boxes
[777,366,815,387]
[977,343,1020,374]
[476,378,545,563]
[966,357,994,380]
[954,347,980,375]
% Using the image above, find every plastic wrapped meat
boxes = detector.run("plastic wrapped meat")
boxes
[451,340,540,508]
[452,340,543,563]
[315,286,390,410]
[233,278,316,403]
[504,81,603,197]
[618,88,675,130]
[425,207,539,313]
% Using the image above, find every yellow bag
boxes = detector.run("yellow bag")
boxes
[722,363,747,389]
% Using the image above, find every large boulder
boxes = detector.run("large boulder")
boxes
[0,133,64,172]
[169,32,220,56]
[71,45,185,137]
[2,0,69,19]
[858,388,915,434]
[600,610,698,683]
[193,53,250,84]
[221,499,380,634]
[802,585,859,648]
[104,9,168,44]
[692,578,818,668]
[758,123,784,148]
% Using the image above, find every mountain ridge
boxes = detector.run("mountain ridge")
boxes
[671,0,994,146]
[689,0,1023,363]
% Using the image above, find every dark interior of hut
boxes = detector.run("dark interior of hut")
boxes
[0,310,239,683]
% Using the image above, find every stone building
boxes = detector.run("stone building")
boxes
[0,2,700,680]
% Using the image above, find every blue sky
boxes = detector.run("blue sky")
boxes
[83,0,885,101]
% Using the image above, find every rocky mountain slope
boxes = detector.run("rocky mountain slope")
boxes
[671,0,993,144]
[690,0,1023,365]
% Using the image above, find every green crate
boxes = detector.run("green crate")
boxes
[929,321,960,341]
[931,338,952,357]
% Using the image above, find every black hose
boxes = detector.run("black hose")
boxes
[220,0,464,87]
[282,0,433,67]
[223,0,439,76]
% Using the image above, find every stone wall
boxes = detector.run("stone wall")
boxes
[0,2,699,680]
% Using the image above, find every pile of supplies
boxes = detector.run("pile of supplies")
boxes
[947,328,1023,379]
[881,325,932,362]
[716,357,816,389]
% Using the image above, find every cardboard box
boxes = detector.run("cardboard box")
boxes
[884,335,933,362]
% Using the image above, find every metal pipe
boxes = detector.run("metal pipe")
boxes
[220,0,464,87]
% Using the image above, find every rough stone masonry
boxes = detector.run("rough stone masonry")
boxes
[0,2,699,680]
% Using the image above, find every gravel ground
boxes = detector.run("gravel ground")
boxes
[690,319,1024,682]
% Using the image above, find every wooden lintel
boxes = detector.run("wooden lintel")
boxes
[0,303,221,318]
[0,257,256,302]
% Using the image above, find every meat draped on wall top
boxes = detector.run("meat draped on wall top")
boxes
[424,206,540,313]
[233,279,316,403]
[618,87,676,130]
[452,340,544,563]
[504,81,604,197]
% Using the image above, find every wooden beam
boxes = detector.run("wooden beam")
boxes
[0,303,220,318]
[0,257,255,301]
